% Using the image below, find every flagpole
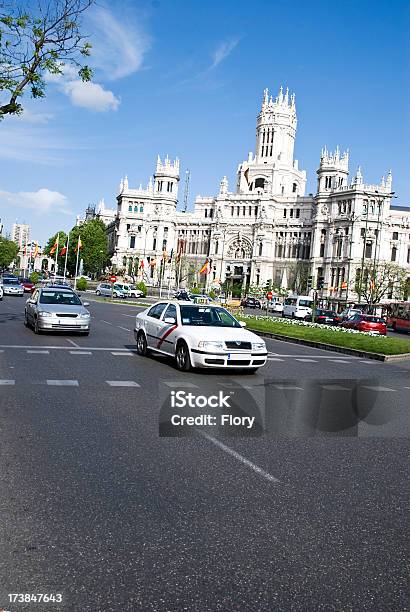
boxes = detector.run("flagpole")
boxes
[63,233,70,282]
[73,237,80,290]
[53,234,59,281]
[167,255,173,299]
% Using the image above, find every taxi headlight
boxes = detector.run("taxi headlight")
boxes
[198,340,224,350]
[251,341,266,351]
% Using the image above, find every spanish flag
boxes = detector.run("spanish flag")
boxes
[33,242,39,259]
[74,236,82,252]
[50,238,59,255]
[199,258,210,275]
[60,243,68,256]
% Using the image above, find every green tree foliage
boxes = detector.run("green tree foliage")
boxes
[29,271,39,284]
[136,281,147,296]
[67,219,108,276]
[0,236,18,268]
[0,0,94,119]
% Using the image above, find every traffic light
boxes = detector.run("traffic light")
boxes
[307,275,313,291]
[318,276,324,290]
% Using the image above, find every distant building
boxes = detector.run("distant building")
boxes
[81,85,410,302]
[11,223,30,249]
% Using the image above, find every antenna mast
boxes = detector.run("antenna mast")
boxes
[183,169,190,212]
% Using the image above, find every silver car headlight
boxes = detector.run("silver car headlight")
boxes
[38,311,54,317]
[198,340,225,350]
[79,311,90,318]
[251,341,266,351]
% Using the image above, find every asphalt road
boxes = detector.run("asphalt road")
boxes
[0,295,409,611]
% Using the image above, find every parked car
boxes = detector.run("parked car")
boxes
[0,283,3,300]
[18,277,35,292]
[241,297,262,309]
[341,314,387,335]
[96,282,127,298]
[25,287,90,335]
[127,284,145,298]
[306,309,341,325]
[134,301,267,372]
[2,277,24,296]
[174,290,191,301]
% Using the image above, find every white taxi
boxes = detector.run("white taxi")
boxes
[134,301,267,372]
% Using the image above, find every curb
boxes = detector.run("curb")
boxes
[248,329,410,362]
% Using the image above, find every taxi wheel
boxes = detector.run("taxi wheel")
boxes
[136,331,148,356]
[175,340,191,372]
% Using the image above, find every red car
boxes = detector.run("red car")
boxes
[18,277,35,292]
[341,314,387,335]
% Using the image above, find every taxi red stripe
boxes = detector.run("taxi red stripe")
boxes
[157,324,178,349]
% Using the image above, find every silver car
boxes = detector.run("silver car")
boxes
[2,277,24,296]
[25,287,91,335]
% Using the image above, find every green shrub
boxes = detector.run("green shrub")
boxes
[190,286,201,295]
[29,271,40,284]
[136,281,147,297]
[76,277,88,291]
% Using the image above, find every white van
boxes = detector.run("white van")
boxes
[282,295,313,319]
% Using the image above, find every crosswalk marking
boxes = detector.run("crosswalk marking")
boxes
[362,386,396,392]
[27,350,49,354]
[111,351,134,356]
[46,380,79,386]
[69,351,92,355]
[106,380,140,387]
[0,379,15,385]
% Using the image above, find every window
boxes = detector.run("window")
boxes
[392,232,399,240]
[157,181,163,192]
[258,243,263,256]
[255,178,265,190]
[162,239,167,250]
[391,246,397,262]
[152,238,157,250]
[320,243,325,257]
[283,209,287,218]
[167,181,173,192]
[147,303,167,319]
[290,209,294,218]
[296,208,300,218]
[361,228,366,237]
[134,206,138,212]
[205,209,208,218]
[365,241,373,258]
[130,236,136,248]
[215,240,219,255]
[164,303,177,321]
[128,205,132,212]
[407,248,410,264]
[231,207,234,216]
[292,183,297,193]
[140,205,144,213]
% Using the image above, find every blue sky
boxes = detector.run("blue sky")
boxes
[0,0,409,244]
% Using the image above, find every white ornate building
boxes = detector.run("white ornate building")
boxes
[89,85,410,302]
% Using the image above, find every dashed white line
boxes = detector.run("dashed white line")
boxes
[0,379,15,385]
[117,326,132,331]
[200,431,280,484]
[164,381,198,388]
[273,385,303,390]
[322,385,352,391]
[362,386,396,392]
[69,351,92,355]
[111,351,134,356]
[101,320,113,325]
[46,380,79,386]
[295,358,317,363]
[27,350,49,354]
[106,380,140,387]
[267,357,284,362]
[329,359,350,364]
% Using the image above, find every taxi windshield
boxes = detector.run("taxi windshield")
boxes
[180,305,241,327]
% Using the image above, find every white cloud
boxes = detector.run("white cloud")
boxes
[210,39,239,70]
[0,188,70,214]
[87,6,151,80]
[62,79,120,112]
[16,109,54,124]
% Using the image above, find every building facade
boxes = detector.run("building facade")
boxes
[91,85,409,302]
[11,223,30,249]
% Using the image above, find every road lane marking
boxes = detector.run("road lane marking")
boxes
[0,345,137,351]
[66,339,80,348]
[267,357,284,361]
[27,350,49,354]
[273,385,303,390]
[329,360,350,364]
[200,431,280,484]
[164,381,198,388]
[47,380,79,386]
[322,385,352,391]
[69,351,92,355]
[106,380,141,387]
[111,351,134,356]
[121,314,135,318]
[0,380,15,385]
[117,326,132,331]
[359,360,379,364]
[101,320,113,325]
[362,386,396,392]
[295,358,317,363]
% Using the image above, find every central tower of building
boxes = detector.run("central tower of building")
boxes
[237,85,306,197]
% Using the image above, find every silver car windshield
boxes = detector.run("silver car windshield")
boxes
[40,291,82,305]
